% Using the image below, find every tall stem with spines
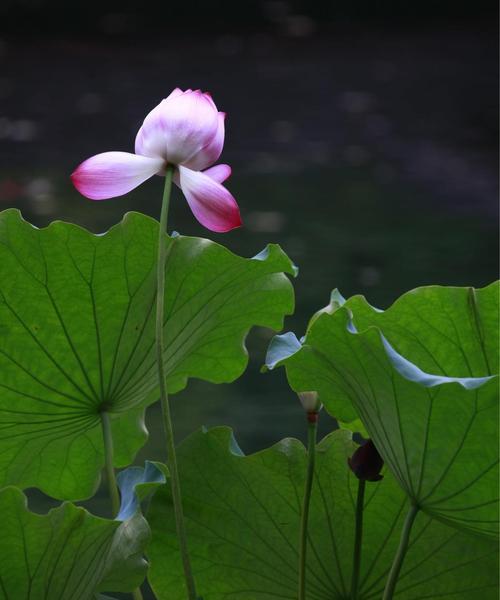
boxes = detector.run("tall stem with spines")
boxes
[156,164,198,600]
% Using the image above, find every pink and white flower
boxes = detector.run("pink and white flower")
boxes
[71,88,241,233]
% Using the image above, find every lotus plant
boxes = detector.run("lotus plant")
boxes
[72,87,244,600]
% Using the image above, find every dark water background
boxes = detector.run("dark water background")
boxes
[0,3,498,595]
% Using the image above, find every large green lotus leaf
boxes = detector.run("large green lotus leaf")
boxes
[266,284,499,538]
[0,486,149,599]
[0,209,295,500]
[147,427,497,599]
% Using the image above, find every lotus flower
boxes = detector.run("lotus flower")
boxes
[71,88,241,233]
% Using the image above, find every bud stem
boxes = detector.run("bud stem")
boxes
[350,478,366,599]
[382,502,419,600]
[298,415,318,600]
[156,165,198,600]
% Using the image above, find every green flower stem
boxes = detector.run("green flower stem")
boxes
[298,414,318,600]
[350,478,366,599]
[382,502,420,600]
[100,411,120,518]
[101,412,144,600]
[156,164,198,600]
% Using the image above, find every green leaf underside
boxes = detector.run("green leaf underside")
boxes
[0,486,149,599]
[0,209,295,500]
[147,427,498,600]
[272,284,499,538]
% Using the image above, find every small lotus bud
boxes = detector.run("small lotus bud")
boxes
[348,439,384,482]
[297,391,322,414]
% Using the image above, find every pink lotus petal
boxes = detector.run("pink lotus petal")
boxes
[71,152,164,200]
[135,91,193,158]
[135,90,193,159]
[163,91,220,164]
[165,88,185,102]
[185,112,226,171]
[202,91,217,110]
[173,163,231,187]
[135,90,219,165]
[203,163,231,183]
[178,165,241,233]
[135,101,169,160]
